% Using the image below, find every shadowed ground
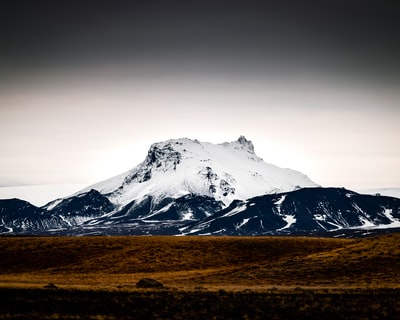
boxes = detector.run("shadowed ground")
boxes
[0,234,399,318]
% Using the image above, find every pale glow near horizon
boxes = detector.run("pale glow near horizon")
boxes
[0,72,399,190]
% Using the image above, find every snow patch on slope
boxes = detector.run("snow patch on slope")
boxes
[274,195,297,231]
[277,215,297,231]
[235,218,250,230]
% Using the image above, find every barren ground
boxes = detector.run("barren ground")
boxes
[0,234,399,319]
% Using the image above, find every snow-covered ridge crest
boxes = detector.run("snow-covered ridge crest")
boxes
[80,136,318,207]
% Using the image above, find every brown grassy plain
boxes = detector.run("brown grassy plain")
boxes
[0,234,399,319]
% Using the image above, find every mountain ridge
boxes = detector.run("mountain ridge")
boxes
[0,136,399,237]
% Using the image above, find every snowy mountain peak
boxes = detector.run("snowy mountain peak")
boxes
[233,135,255,153]
[81,137,318,207]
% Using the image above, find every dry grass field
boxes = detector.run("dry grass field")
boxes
[0,234,399,319]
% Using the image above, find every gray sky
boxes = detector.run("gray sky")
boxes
[1,0,399,190]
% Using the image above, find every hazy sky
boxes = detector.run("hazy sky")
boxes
[1,1,399,190]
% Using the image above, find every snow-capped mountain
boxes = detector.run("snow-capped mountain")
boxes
[1,187,399,237]
[79,136,317,208]
[181,187,400,236]
[0,198,69,233]
[0,189,115,233]
[1,136,399,237]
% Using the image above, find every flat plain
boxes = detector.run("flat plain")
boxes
[0,234,399,319]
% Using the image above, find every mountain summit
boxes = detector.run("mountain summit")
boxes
[82,136,318,207]
[1,136,400,236]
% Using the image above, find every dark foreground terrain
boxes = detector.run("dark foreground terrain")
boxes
[1,287,399,320]
[0,234,399,319]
